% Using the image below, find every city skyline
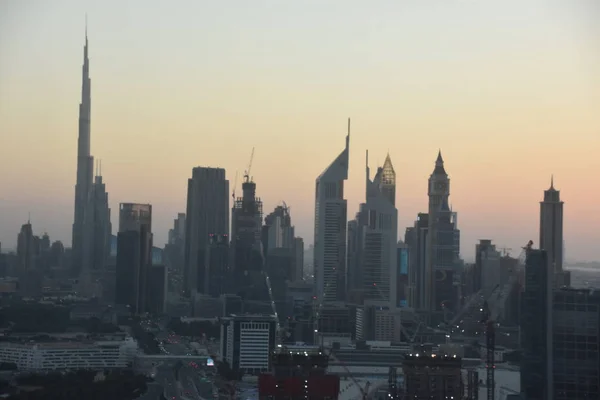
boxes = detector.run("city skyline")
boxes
[1,1,599,261]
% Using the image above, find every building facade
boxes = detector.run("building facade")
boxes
[405,213,429,310]
[220,314,277,375]
[521,249,553,400]
[0,338,137,371]
[552,288,600,400]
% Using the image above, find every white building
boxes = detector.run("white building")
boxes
[313,119,350,303]
[0,337,138,371]
[220,314,277,375]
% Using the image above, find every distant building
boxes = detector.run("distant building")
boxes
[168,213,186,246]
[184,167,229,297]
[426,151,460,320]
[220,314,277,374]
[313,120,350,303]
[539,177,568,286]
[201,233,229,297]
[405,213,429,310]
[477,239,502,292]
[115,203,153,315]
[17,221,35,272]
[293,237,304,281]
[231,176,271,314]
[262,205,298,317]
[350,151,398,308]
[87,168,112,271]
[146,264,167,314]
[396,242,409,308]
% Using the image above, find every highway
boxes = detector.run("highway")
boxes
[160,331,216,400]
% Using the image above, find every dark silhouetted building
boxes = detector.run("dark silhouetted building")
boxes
[426,151,452,315]
[115,203,152,315]
[403,353,462,400]
[72,29,94,275]
[17,221,34,272]
[146,264,167,315]
[231,177,272,314]
[184,167,229,297]
[293,237,304,281]
[553,288,600,400]
[540,177,568,287]
[203,233,229,297]
[521,249,553,400]
[396,242,409,308]
[88,166,112,271]
[405,213,429,310]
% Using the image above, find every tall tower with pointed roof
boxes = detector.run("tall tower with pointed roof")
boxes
[540,176,565,284]
[313,119,350,303]
[359,150,398,307]
[379,153,396,206]
[72,25,94,274]
[425,150,454,315]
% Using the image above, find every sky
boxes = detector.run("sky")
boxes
[0,0,599,261]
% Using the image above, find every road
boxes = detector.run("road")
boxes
[138,320,220,400]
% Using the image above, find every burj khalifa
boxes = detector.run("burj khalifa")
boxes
[72,27,94,273]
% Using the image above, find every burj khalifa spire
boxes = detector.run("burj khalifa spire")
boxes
[72,22,94,274]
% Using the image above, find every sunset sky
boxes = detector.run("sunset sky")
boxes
[1,0,599,261]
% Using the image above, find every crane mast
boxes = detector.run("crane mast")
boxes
[244,147,255,183]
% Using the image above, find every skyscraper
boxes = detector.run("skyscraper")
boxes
[357,150,398,307]
[405,213,428,309]
[426,151,451,314]
[376,154,396,206]
[183,167,229,296]
[231,177,272,313]
[539,176,566,286]
[72,27,94,274]
[313,119,350,303]
[521,249,553,400]
[17,221,34,271]
[115,203,152,315]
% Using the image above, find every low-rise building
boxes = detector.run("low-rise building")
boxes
[0,337,138,371]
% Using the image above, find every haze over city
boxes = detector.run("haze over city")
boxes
[1,0,599,261]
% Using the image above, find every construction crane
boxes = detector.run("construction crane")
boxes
[243,147,255,183]
[232,170,239,201]
[498,247,512,257]
[482,240,533,400]
[282,201,290,217]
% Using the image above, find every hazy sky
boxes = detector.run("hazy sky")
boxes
[1,0,599,261]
